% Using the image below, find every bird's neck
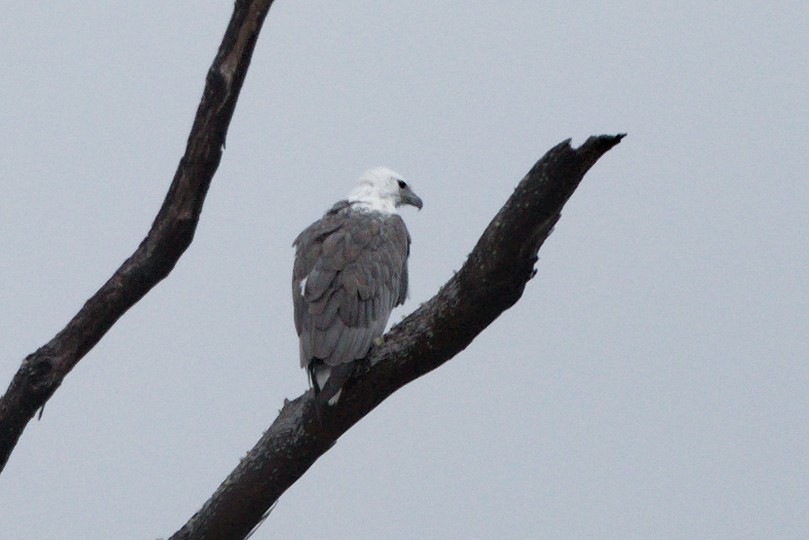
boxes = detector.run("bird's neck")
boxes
[347,189,397,214]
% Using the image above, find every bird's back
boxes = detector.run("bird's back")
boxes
[292,203,411,372]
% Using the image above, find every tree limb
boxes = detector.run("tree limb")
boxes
[169,133,625,540]
[0,0,277,473]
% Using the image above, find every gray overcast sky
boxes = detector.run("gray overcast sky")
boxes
[2,1,808,539]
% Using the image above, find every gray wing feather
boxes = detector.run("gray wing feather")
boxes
[398,248,410,306]
[293,205,411,369]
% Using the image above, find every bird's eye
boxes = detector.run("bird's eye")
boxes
[397,179,407,189]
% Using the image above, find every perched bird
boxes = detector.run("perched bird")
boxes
[292,167,422,405]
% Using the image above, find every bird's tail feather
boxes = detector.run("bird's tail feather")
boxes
[309,360,355,406]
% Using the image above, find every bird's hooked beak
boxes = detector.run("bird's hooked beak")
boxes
[400,185,423,210]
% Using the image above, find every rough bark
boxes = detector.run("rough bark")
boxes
[169,133,625,540]
[0,0,277,473]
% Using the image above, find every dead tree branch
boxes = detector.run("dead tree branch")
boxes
[169,133,625,540]
[0,0,277,473]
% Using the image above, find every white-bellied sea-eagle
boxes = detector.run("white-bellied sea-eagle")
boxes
[292,167,422,405]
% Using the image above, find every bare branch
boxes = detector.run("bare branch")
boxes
[0,0,277,473]
[169,134,625,540]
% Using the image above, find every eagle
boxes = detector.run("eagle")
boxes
[292,167,422,405]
